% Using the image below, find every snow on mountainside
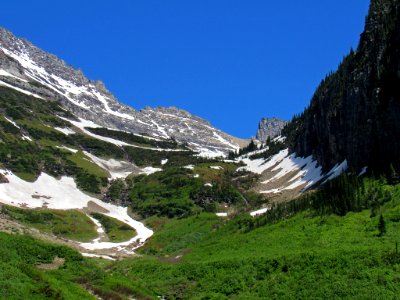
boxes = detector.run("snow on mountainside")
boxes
[0,27,247,157]
[238,148,353,198]
[0,170,153,256]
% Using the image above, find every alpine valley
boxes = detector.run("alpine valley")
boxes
[0,0,399,299]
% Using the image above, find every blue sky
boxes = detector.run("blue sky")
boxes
[1,1,370,138]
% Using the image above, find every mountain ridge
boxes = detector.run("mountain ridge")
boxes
[0,27,248,157]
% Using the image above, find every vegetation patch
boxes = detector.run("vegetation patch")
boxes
[1,206,98,242]
[109,180,400,299]
[0,232,155,299]
[90,212,137,242]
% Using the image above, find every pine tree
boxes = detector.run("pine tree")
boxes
[378,215,386,237]
[390,164,399,185]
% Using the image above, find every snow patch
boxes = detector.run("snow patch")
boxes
[140,167,162,175]
[0,69,27,81]
[323,160,348,183]
[210,166,223,170]
[358,166,368,177]
[250,207,270,217]
[83,151,137,179]
[238,149,288,174]
[3,116,20,129]
[81,253,115,261]
[21,135,32,142]
[216,212,228,217]
[56,146,78,153]
[54,127,75,135]
[0,80,43,99]
[0,170,153,253]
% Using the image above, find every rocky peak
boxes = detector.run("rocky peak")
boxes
[255,117,287,143]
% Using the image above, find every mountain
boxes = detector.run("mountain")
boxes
[0,28,247,157]
[2,1,400,299]
[255,117,287,143]
[283,0,400,175]
[0,26,257,260]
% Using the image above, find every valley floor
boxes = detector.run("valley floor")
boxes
[1,179,400,299]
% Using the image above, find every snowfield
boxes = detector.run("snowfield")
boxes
[238,149,288,175]
[239,148,348,193]
[0,170,153,254]
[83,151,140,179]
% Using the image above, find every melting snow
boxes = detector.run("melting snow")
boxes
[56,146,78,153]
[59,117,188,152]
[83,151,137,179]
[0,69,27,81]
[250,207,270,217]
[212,131,239,150]
[261,152,323,190]
[140,167,162,175]
[216,212,228,217]
[323,160,348,183]
[272,135,286,143]
[240,148,348,192]
[238,149,288,174]
[81,253,115,261]
[0,80,43,99]
[91,90,135,120]
[0,170,153,253]
[21,135,32,142]
[358,166,368,177]
[4,116,20,129]
[54,127,75,135]
[210,166,223,170]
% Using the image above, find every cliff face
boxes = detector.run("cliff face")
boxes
[255,117,287,143]
[284,0,400,174]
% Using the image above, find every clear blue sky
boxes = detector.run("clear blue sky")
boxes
[0,1,370,138]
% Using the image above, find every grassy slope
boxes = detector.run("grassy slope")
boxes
[2,206,98,242]
[109,183,400,299]
[0,232,156,299]
[2,176,400,299]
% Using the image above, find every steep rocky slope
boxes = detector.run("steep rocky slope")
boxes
[0,28,246,157]
[283,0,400,175]
[255,117,287,143]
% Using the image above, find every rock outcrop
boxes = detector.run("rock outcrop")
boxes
[255,117,287,143]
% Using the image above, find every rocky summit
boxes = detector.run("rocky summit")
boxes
[255,117,287,143]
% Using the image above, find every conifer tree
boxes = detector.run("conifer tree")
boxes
[378,215,386,237]
[390,164,399,185]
